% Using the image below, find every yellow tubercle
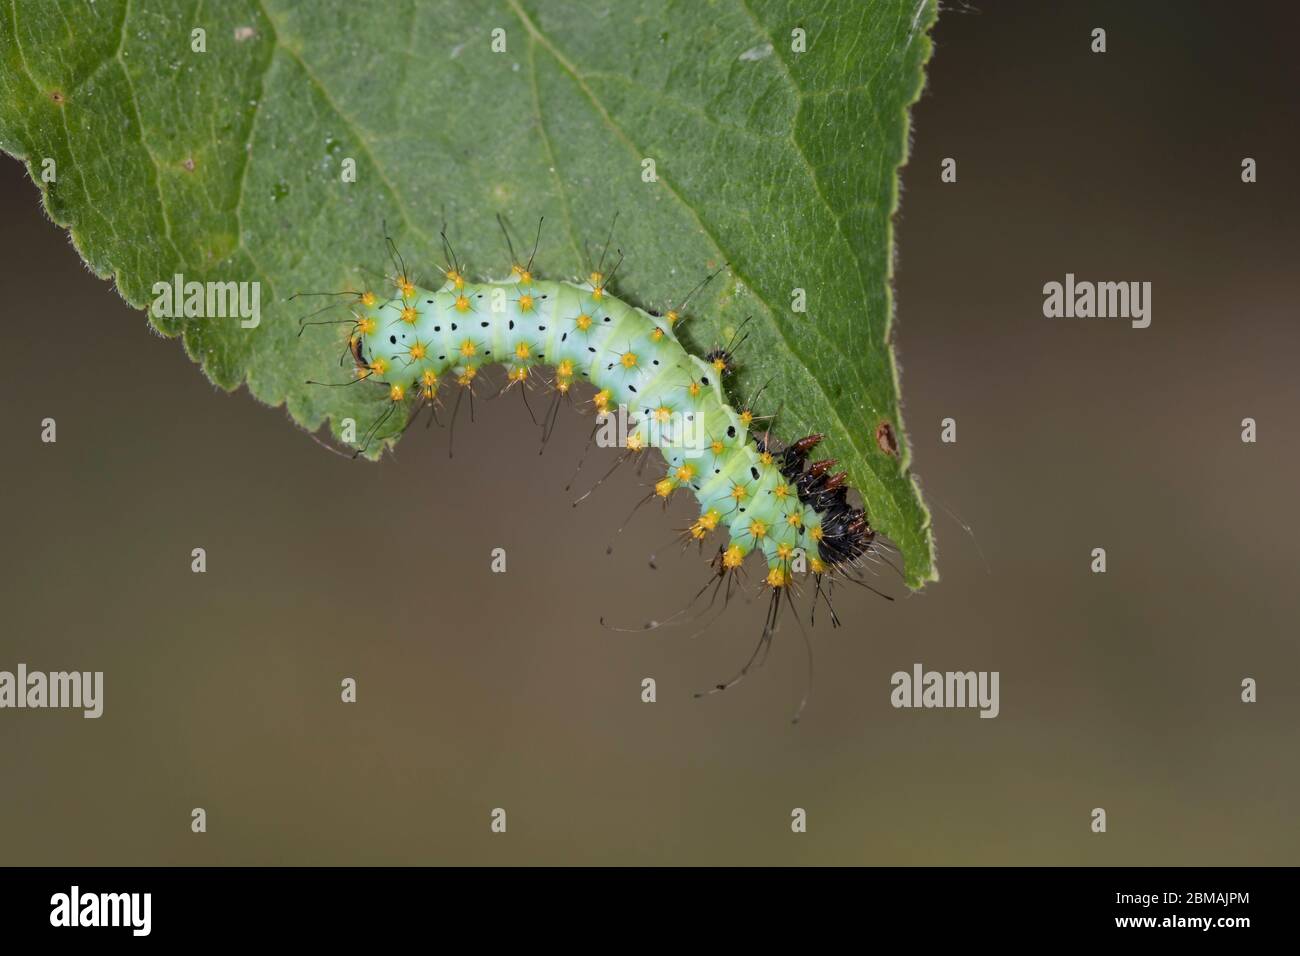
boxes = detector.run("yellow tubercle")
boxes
[689,508,721,539]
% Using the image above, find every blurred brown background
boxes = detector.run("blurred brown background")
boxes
[2,0,1297,865]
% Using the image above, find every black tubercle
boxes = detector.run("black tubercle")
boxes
[777,433,875,571]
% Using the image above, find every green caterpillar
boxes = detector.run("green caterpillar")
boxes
[343,253,875,592]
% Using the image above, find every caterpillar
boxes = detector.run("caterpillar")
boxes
[302,222,888,707]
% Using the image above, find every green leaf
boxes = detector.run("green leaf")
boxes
[0,0,937,586]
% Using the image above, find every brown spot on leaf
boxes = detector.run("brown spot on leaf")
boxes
[50,90,65,105]
[182,157,196,172]
[875,420,898,457]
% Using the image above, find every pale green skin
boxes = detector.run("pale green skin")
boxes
[357,275,827,582]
